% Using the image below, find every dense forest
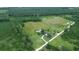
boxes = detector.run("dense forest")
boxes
[8,7,79,16]
[1,7,79,16]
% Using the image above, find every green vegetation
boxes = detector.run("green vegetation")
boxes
[0,21,34,50]
[42,15,79,51]
[23,16,70,49]
[8,7,79,16]
[0,7,79,51]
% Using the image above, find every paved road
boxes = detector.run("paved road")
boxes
[35,22,75,51]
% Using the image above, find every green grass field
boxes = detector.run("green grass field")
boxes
[23,16,70,49]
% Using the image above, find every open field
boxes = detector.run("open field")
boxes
[23,16,70,49]
[0,7,79,51]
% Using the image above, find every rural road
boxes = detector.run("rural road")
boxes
[35,22,75,51]
[35,30,64,51]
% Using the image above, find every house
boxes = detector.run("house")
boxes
[36,29,45,34]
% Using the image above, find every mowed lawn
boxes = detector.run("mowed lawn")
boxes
[23,16,70,49]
